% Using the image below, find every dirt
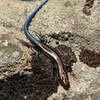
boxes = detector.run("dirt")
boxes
[83,0,95,15]
[79,48,100,68]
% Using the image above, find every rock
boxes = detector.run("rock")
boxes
[0,0,100,100]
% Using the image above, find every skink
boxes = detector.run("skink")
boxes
[24,0,70,90]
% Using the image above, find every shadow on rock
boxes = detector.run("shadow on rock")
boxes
[0,45,77,100]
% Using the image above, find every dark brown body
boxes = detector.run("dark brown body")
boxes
[38,42,70,90]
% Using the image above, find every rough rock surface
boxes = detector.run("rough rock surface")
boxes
[0,0,100,100]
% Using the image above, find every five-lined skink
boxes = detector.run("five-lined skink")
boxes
[24,0,70,90]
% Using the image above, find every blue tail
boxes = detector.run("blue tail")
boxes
[24,0,48,45]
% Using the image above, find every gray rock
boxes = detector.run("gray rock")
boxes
[0,0,100,100]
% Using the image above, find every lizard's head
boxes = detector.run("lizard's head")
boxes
[58,70,70,90]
